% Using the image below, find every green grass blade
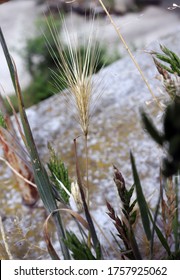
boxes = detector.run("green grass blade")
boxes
[150,193,161,259]
[148,210,171,256]
[0,27,56,212]
[130,152,152,241]
[0,27,16,89]
[0,27,70,259]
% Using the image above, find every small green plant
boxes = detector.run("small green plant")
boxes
[64,231,98,260]
[153,45,180,76]
[151,45,180,101]
[107,166,140,259]
[0,110,7,129]
[48,144,71,204]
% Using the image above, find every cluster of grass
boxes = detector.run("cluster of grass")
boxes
[0,0,180,260]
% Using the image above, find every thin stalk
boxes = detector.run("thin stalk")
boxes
[150,192,161,259]
[85,134,91,248]
[85,134,89,205]
[74,138,102,258]
[98,0,163,111]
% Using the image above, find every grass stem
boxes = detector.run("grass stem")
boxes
[85,134,89,204]
[98,0,163,110]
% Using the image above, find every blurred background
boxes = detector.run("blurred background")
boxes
[0,0,179,107]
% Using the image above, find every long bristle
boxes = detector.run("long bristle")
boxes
[45,12,103,136]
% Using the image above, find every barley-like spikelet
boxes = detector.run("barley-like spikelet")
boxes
[45,13,103,136]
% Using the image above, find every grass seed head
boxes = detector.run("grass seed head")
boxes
[46,13,103,136]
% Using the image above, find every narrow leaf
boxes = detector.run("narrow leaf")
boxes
[0,28,70,259]
[149,210,171,256]
[130,152,152,240]
[155,54,172,65]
